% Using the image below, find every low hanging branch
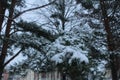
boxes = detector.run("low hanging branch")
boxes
[17,21,59,42]
[3,48,23,67]
[13,0,56,19]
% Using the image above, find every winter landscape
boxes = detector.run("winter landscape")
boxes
[0,0,120,80]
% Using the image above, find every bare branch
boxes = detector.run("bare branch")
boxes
[13,0,56,19]
[4,48,23,67]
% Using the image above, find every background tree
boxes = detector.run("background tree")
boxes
[76,0,120,80]
[99,0,120,80]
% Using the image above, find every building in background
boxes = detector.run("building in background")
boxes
[2,70,9,80]
[2,69,62,80]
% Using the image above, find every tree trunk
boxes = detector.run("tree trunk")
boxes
[110,54,119,80]
[99,0,119,80]
[0,66,4,80]
[0,1,6,80]
[62,73,66,80]
[0,0,16,80]
[61,0,65,30]
[0,1,6,33]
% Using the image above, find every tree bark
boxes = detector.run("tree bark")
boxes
[99,0,119,80]
[0,1,6,33]
[62,72,66,80]
[0,0,16,80]
[110,54,118,80]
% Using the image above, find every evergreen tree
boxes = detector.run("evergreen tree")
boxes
[76,0,120,80]
[99,0,120,80]
[0,0,56,79]
[6,0,120,80]
[38,0,94,80]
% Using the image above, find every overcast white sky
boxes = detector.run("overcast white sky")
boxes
[21,0,48,22]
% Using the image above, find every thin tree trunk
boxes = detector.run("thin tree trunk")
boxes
[99,0,118,80]
[0,0,16,80]
[110,54,118,80]
[0,1,6,80]
[62,73,66,80]
[62,0,65,30]
[0,1,6,33]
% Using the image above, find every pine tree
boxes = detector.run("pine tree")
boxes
[99,0,120,80]
[76,0,120,79]
[7,0,120,80]
[41,0,93,80]
[0,0,56,79]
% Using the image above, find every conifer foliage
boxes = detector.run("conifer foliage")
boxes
[0,0,120,80]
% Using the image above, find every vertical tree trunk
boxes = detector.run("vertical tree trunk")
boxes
[0,0,16,80]
[110,54,118,80]
[0,1,6,33]
[62,73,66,80]
[99,0,118,80]
[0,1,6,80]
[61,0,65,30]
